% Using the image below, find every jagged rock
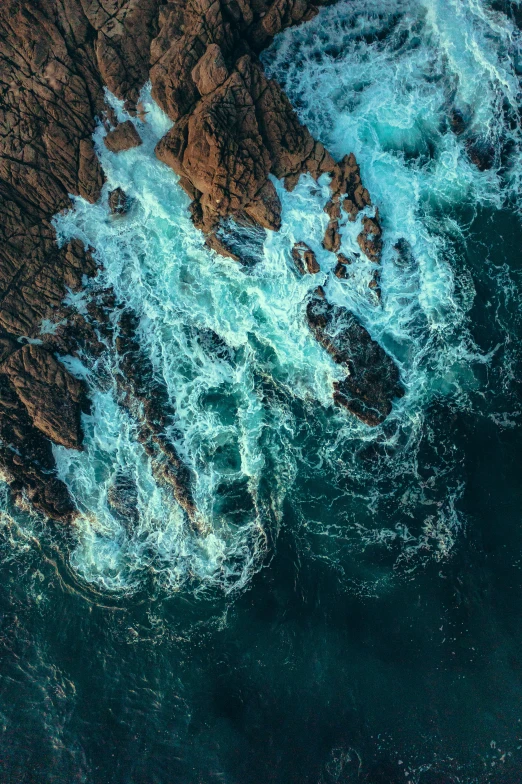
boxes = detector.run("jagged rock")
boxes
[244,180,282,231]
[108,187,131,216]
[306,290,403,426]
[357,214,383,262]
[331,153,371,220]
[337,253,352,266]
[334,262,348,279]
[104,121,142,153]
[2,344,88,449]
[107,471,140,530]
[323,220,342,253]
[0,0,162,520]
[292,241,320,274]
[449,108,467,136]
[192,44,229,96]
[325,199,341,220]
[394,238,415,268]
[369,269,381,299]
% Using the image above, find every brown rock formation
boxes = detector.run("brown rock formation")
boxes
[104,120,143,153]
[0,0,161,519]
[292,242,320,274]
[108,187,131,216]
[306,290,404,426]
[150,0,336,247]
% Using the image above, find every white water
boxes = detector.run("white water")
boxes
[3,0,521,594]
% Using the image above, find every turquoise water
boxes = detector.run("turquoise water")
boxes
[2,1,522,781]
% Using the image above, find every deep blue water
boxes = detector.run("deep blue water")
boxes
[2,1,522,782]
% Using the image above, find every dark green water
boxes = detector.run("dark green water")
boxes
[1,206,522,782]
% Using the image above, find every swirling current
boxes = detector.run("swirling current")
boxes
[2,1,522,781]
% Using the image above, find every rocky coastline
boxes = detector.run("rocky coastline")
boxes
[0,0,403,523]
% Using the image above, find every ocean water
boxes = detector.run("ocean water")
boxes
[2,1,522,781]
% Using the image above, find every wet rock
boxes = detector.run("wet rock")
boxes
[108,187,132,216]
[0,0,162,520]
[449,108,467,136]
[2,344,88,449]
[466,137,496,171]
[369,268,381,299]
[323,220,342,253]
[324,199,341,220]
[107,471,140,530]
[306,290,403,426]
[0,0,377,522]
[115,310,199,527]
[357,213,383,262]
[244,180,282,231]
[330,153,371,220]
[292,242,320,274]
[191,44,229,96]
[337,253,352,266]
[104,121,142,153]
[394,237,415,267]
[334,261,348,279]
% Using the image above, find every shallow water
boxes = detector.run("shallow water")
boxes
[2,0,522,781]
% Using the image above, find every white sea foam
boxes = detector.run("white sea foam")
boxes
[3,0,520,593]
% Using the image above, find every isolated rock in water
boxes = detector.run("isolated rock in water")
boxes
[449,108,467,136]
[466,138,495,171]
[292,242,320,274]
[357,214,383,262]
[109,187,132,216]
[334,261,348,279]
[323,220,342,253]
[306,291,403,426]
[104,121,142,153]
[331,153,371,220]
[3,344,88,449]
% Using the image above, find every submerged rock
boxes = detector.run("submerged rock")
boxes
[466,137,496,171]
[306,290,403,426]
[115,310,199,527]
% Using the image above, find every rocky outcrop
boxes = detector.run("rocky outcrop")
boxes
[306,289,404,426]
[150,0,336,246]
[104,121,142,153]
[292,242,320,274]
[0,0,401,521]
[108,187,132,216]
[114,310,198,526]
[0,0,161,519]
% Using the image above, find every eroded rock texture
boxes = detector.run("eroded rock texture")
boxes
[151,0,336,246]
[306,290,404,427]
[0,0,160,519]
